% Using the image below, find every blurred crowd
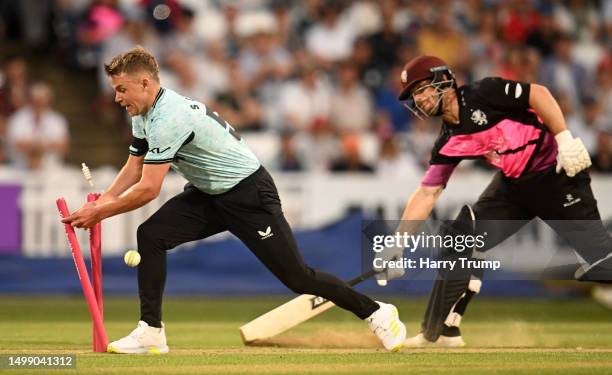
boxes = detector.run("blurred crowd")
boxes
[0,0,611,174]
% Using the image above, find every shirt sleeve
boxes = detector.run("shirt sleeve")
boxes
[129,117,148,156]
[421,164,457,187]
[144,119,194,164]
[422,130,461,187]
[129,137,148,156]
[474,77,531,111]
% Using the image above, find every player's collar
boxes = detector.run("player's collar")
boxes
[144,87,165,119]
[151,87,165,111]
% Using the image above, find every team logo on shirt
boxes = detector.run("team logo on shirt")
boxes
[471,109,488,126]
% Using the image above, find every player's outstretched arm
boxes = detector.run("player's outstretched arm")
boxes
[62,162,170,228]
[400,185,444,222]
[376,185,444,286]
[96,162,170,220]
[97,155,145,205]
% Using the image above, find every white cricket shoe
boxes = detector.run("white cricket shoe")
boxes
[404,332,465,348]
[107,320,169,354]
[366,302,406,352]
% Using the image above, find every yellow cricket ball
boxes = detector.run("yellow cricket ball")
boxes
[124,250,141,267]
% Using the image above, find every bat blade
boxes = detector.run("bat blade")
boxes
[240,294,335,344]
[239,269,376,344]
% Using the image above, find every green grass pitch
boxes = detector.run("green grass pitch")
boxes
[1,296,611,374]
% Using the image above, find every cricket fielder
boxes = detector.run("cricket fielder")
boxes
[62,47,406,354]
[375,55,612,347]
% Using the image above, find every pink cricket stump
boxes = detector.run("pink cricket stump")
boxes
[87,193,104,352]
[56,198,108,352]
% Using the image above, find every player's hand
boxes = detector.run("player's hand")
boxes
[61,202,101,229]
[374,245,406,287]
[555,130,592,177]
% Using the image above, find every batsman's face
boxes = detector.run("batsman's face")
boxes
[412,81,440,116]
[110,73,151,116]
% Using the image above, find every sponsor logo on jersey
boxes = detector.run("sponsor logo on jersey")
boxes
[563,193,581,207]
[149,146,171,154]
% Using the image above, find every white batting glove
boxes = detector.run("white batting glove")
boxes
[555,130,592,177]
[374,246,406,287]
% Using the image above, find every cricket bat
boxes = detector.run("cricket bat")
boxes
[239,269,377,344]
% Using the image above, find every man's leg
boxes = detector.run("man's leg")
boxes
[531,170,612,282]
[214,167,406,350]
[108,186,225,354]
[416,173,534,345]
[137,186,225,327]
[215,168,378,319]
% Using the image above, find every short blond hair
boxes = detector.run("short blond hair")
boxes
[104,46,159,81]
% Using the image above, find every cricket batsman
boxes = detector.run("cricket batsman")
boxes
[375,55,612,347]
[61,47,406,354]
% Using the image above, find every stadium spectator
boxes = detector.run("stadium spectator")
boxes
[305,1,357,68]
[161,5,205,59]
[540,32,588,111]
[405,117,438,170]
[374,65,411,133]
[188,40,231,103]
[329,60,373,134]
[572,96,606,156]
[210,61,263,132]
[276,130,304,172]
[1,0,611,175]
[366,0,403,74]
[525,5,560,58]
[468,8,504,80]
[592,131,612,173]
[76,0,124,68]
[595,55,612,128]
[352,37,381,91]
[376,136,420,177]
[416,10,467,70]
[330,133,374,173]
[499,0,541,44]
[0,55,30,117]
[6,82,69,170]
[560,91,591,152]
[236,11,293,129]
[278,62,332,132]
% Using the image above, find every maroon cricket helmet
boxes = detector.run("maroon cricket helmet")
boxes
[397,55,455,100]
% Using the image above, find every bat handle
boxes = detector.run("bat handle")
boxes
[347,269,378,286]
